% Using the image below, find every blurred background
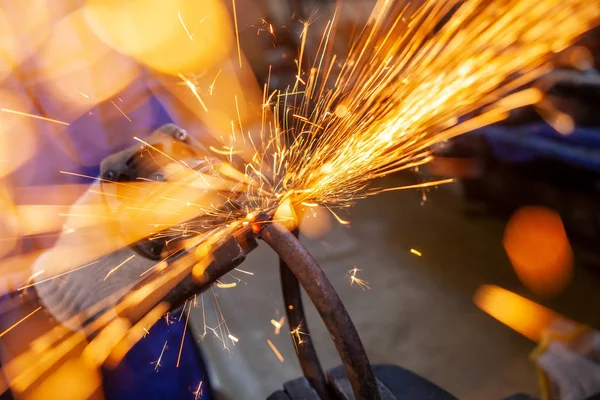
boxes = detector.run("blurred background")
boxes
[1,0,600,399]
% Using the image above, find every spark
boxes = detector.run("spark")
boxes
[209,69,222,95]
[209,146,243,155]
[234,268,254,275]
[178,11,194,40]
[176,302,191,367]
[271,316,285,335]
[1,108,70,126]
[178,73,208,112]
[349,268,371,291]
[267,339,284,362]
[228,334,239,343]
[103,255,136,281]
[216,281,237,289]
[18,260,100,290]
[152,341,168,372]
[164,312,175,326]
[110,101,132,122]
[231,0,242,68]
[371,178,455,194]
[193,382,203,400]
[0,307,42,338]
[290,324,308,353]
[410,249,422,257]
[296,75,306,85]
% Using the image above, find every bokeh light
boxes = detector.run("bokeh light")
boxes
[503,206,573,297]
[83,0,232,75]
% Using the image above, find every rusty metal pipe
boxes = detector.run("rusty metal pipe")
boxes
[279,229,331,399]
[261,222,380,400]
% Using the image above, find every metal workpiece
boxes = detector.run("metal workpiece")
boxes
[279,230,332,400]
[116,224,256,327]
[260,221,380,400]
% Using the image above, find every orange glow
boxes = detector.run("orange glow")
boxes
[83,0,232,75]
[26,358,102,400]
[0,187,17,259]
[503,206,573,296]
[35,8,140,122]
[474,284,560,342]
[0,90,39,178]
[299,206,332,239]
[274,198,298,231]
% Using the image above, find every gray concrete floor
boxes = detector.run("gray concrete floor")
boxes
[189,174,600,400]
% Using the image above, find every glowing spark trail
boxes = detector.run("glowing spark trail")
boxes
[178,11,194,40]
[103,255,136,281]
[0,307,41,338]
[152,341,168,372]
[1,108,70,126]
[193,382,203,400]
[267,339,284,362]
[110,101,132,122]
[349,268,371,291]
[178,73,209,112]
[18,260,100,290]
[231,0,242,68]
[410,249,422,257]
[271,317,285,335]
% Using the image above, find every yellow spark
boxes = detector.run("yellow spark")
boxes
[1,108,70,126]
[231,0,242,68]
[349,268,371,291]
[267,339,284,362]
[271,316,285,335]
[0,307,41,338]
[228,334,239,343]
[296,75,306,85]
[209,146,243,155]
[372,178,455,194]
[216,281,237,289]
[178,73,208,112]
[110,101,132,122]
[209,69,222,95]
[104,255,136,281]
[410,249,422,257]
[178,11,194,40]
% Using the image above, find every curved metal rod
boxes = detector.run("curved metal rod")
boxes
[279,229,331,399]
[261,222,380,400]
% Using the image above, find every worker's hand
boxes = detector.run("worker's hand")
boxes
[32,183,156,330]
[534,323,600,400]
